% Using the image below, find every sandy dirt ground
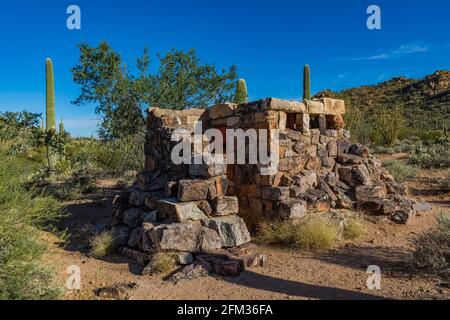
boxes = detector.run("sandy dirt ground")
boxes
[43,166,450,300]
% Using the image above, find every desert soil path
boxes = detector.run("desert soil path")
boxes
[44,168,450,300]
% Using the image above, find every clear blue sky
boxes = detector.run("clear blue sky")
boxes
[0,0,449,137]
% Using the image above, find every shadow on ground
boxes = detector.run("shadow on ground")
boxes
[314,245,415,279]
[55,186,121,252]
[223,271,386,300]
[410,187,449,197]
[54,183,148,276]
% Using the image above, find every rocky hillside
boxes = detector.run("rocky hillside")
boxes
[315,70,450,130]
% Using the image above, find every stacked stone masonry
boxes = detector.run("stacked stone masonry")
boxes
[111,97,431,278]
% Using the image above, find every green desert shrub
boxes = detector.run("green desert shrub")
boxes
[344,104,373,145]
[256,217,339,251]
[0,153,63,299]
[372,105,405,147]
[416,129,447,143]
[413,213,450,280]
[90,231,119,259]
[371,139,416,155]
[56,175,96,201]
[409,140,450,169]
[382,160,419,182]
[65,133,144,175]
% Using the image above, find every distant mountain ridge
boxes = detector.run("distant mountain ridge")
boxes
[314,70,450,129]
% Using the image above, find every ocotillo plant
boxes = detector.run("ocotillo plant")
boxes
[235,79,248,104]
[46,58,57,174]
[303,65,311,100]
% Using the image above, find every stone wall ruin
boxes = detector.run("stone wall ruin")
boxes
[111,97,431,278]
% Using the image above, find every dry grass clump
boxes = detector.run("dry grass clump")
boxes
[90,231,119,259]
[413,213,450,279]
[382,160,419,183]
[256,216,339,251]
[342,219,364,240]
[146,252,178,275]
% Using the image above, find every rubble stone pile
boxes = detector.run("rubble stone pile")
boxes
[111,97,431,278]
[111,108,265,278]
[216,98,431,227]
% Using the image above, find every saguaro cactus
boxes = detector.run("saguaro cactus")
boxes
[39,120,45,133]
[59,118,64,135]
[235,79,248,104]
[45,58,57,174]
[303,65,311,100]
[46,58,56,135]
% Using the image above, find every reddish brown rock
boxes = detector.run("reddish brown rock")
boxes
[337,139,351,156]
[198,228,223,252]
[276,199,308,219]
[178,180,209,202]
[207,216,251,247]
[129,189,151,207]
[305,157,321,170]
[211,196,239,216]
[310,129,320,145]
[262,186,290,201]
[385,180,407,195]
[156,199,208,222]
[326,114,345,129]
[165,181,178,198]
[355,182,387,202]
[390,210,415,224]
[327,140,338,157]
[336,194,355,210]
[338,165,372,187]
[197,200,213,216]
[337,154,365,165]
[320,181,338,201]
[349,144,370,157]
[303,189,331,212]
[290,185,308,198]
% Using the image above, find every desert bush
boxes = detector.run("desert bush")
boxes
[416,129,447,143]
[0,153,64,299]
[382,160,419,182]
[146,252,178,275]
[371,139,416,155]
[344,103,373,145]
[413,213,450,280]
[409,140,450,169]
[256,216,339,251]
[342,219,364,240]
[55,174,96,201]
[93,132,145,173]
[442,170,450,190]
[90,231,119,259]
[64,132,144,175]
[372,105,405,147]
